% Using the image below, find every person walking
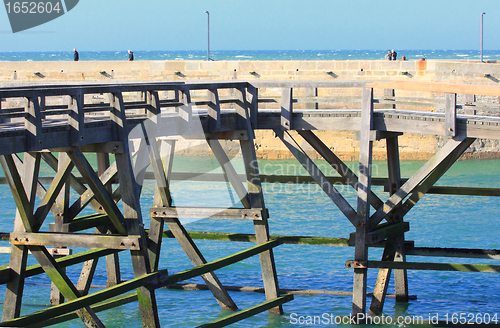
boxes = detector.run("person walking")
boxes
[392,49,397,60]
[385,50,392,60]
[128,50,134,61]
[73,48,79,61]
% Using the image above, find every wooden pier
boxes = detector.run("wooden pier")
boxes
[0,79,498,326]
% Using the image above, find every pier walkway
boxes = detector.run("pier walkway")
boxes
[0,80,498,326]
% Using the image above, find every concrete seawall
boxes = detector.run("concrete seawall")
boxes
[2,59,500,83]
[1,59,499,160]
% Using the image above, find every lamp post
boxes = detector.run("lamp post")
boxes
[205,11,210,61]
[481,12,485,63]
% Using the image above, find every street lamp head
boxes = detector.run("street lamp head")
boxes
[205,11,209,14]
[482,12,486,15]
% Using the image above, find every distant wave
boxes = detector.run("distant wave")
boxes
[0,50,498,61]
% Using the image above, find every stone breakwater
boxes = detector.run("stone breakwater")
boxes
[0,59,499,160]
[1,59,500,82]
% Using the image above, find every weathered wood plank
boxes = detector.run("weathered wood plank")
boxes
[346,260,500,273]
[275,130,359,226]
[298,130,383,209]
[207,89,221,131]
[69,92,85,145]
[151,207,267,220]
[67,147,127,235]
[240,134,282,314]
[368,135,474,230]
[280,88,293,130]
[28,245,105,327]
[196,294,294,328]
[165,218,238,310]
[10,232,141,250]
[206,133,251,208]
[445,93,457,137]
[115,150,161,327]
[352,87,374,317]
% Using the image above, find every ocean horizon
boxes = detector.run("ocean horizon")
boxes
[1,49,499,62]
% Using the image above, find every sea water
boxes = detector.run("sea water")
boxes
[1,49,500,62]
[0,155,498,327]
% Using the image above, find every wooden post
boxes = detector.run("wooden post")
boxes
[281,88,293,130]
[384,89,395,109]
[50,152,71,306]
[445,93,457,137]
[24,96,43,151]
[207,89,221,132]
[464,94,476,115]
[305,87,318,110]
[2,153,40,321]
[352,87,374,319]
[369,135,407,315]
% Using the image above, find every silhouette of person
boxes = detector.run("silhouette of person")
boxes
[73,48,79,61]
[128,50,134,61]
[392,49,397,60]
[385,50,392,61]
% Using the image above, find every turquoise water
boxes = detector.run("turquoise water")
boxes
[1,49,500,62]
[0,156,498,326]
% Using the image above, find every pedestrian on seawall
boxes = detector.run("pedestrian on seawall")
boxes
[73,48,79,61]
[385,50,392,60]
[128,50,134,61]
[392,49,397,60]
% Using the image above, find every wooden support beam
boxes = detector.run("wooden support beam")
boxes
[2,152,40,320]
[394,137,476,220]
[206,133,251,208]
[69,92,85,145]
[275,129,359,227]
[0,239,280,327]
[196,295,294,328]
[240,133,282,314]
[24,96,43,150]
[149,138,175,272]
[164,218,238,311]
[10,232,141,250]
[157,230,352,246]
[151,207,267,220]
[115,150,161,327]
[305,87,318,110]
[369,135,475,230]
[281,88,293,130]
[64,214,109,232]
[207,89,221,131]
[30,292,137,328]
[407,247,500,259]
[445,93,457,137]
[0,155,37,232]
[166,238,282,286]
[352,86,374,318]
[349,222,409,245]
[346,260,500,273]
[0,269,164,328]
[298,130,383,210]
[41,152,105,216]
[386,135,408,303]
[67,147,127,235]
[28,246,105,327]
[32,154,74,230]
[246,85,258,129]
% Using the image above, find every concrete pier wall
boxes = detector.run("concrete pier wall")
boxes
[1,59,500,83]
[1,59,499,160]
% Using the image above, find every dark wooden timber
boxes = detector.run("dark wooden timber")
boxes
[0,79,498,326]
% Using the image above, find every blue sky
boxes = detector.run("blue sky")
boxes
[1,0,499,51]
